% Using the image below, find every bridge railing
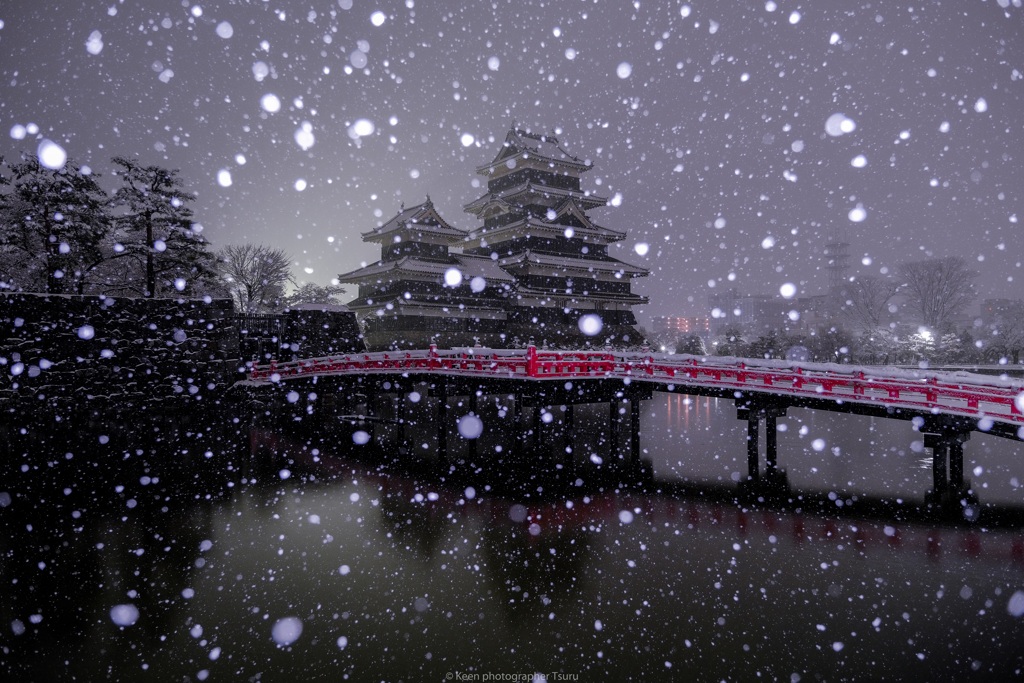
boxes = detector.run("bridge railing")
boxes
[248,346,1024,427]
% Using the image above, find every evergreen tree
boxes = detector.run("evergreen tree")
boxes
[0,155,111,294]
[110,156,216,297]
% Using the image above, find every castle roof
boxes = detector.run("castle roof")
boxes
[361,198,466,244]
[476,127,592,176]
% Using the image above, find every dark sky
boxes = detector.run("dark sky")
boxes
[2,0,1022,321]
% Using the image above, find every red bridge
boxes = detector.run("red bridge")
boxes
[249,345,1024,434]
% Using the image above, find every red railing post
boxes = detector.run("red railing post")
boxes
[526,345,538,377]
[429,343,438,371]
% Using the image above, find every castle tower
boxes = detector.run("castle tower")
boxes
[338,199,513,349]
[462,126,649,347]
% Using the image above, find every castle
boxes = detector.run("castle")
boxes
[338,127,649,350]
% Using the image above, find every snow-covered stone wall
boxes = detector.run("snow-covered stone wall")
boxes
[0,293,239,411]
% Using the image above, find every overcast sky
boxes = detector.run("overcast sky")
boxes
[1,0,1022,321]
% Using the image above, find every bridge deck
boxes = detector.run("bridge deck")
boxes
[248,346,1024,433]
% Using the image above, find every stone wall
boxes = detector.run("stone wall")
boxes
[0,293,239,412]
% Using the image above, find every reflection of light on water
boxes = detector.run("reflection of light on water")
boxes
[665,394,714,431]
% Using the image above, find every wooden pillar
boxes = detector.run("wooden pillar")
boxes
[609,400,620,453]
[630,396,641,463]
[765,413,778,474]
[468,391,479,461]
[437,382,448,465]
[532,404,542,449]
[512,393,522,460]
[949,437,965,492]
[746,414,760,483]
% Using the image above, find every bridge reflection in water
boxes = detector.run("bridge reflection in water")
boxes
[247,347,1024,523]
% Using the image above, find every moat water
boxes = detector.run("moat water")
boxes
[3,392,1023,681]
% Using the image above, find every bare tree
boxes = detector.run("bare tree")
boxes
[897,256,976,332]
[218,243,293,314]
[985,300,1024,364]
[843,275,901,331]
[284,282,347,308]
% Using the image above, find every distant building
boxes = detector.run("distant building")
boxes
[652,315,711,336]
[708,288,792,335]
[339,127,649,350]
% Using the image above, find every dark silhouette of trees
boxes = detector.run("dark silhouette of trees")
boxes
[218,243,293,313]
[897,256,976,332]
[110,156,217,297]
[843,275,900,331]
[0,155,111,294]
[284,282,347,308]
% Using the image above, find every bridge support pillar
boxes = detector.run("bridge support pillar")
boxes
[512,393,522,461]
[468,392,479,462]
[436,383,449,467]
[630,396,642,463]
[563,404,576,472]
[736,399,790,498]
[923,428,976,517]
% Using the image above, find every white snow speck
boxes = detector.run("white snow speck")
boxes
[352,430,370,445]
[487,56,500,71]
[278,468,291,480]
[37,140,67,170]
[86,30,104,55]
[825,113,856,137]
[460,133,475,147]
[110,604,139,627]
[351,119,374,138]
[286,391,300,404]
[294,122,315,150]
[595,619,604,631]
[618,510,634,524]
[1007,591,1024,617]
[294,179,307,192]
[10,124,27,140]
[634,242,649,256]
[215,21,233,39]
[457,414,484,440]
[811,438,826,451]
[174,278,187,291]
[260,93,281,113]
[779,283,797,299]
[851,155,867,168]
[0,492,10,508]
[616,62,632,79]
[470,276,486,293]
[370,10,386,26]
[832,641,844,652]
[217,169,232,187]
[337,635,349,649]
[339,564,351,575]
[761,236,776,249]
[444,268,463,287]
[578,314,603,336]
[77,325,95,340]
[848,205,867,222]
[565,48,577,60]
[464,486,476,500]
[789,11,801,24]
[974,97,988,113]
[271,617,303,646]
